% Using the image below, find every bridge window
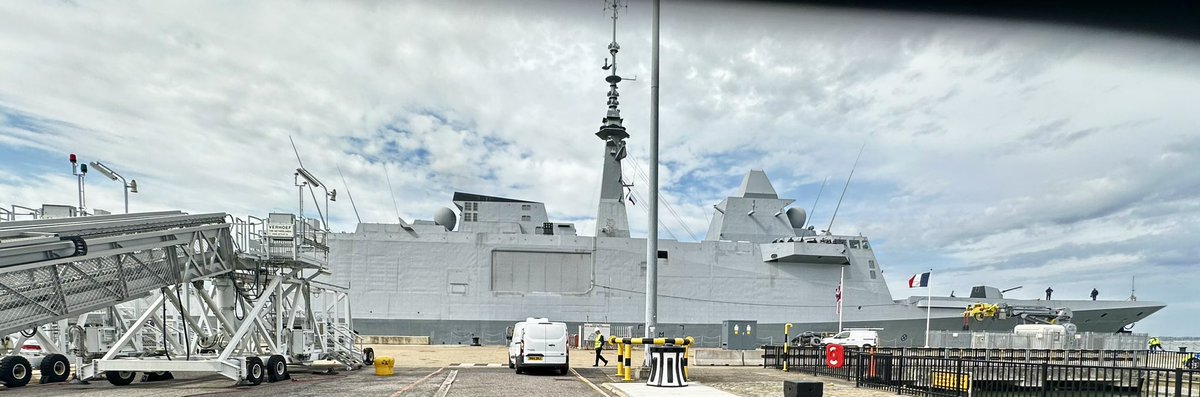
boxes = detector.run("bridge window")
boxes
[521,215,531,221]
[868,260,876,269]
[849,240,860,249]
[522,204,531,210]
[870,270,877,279]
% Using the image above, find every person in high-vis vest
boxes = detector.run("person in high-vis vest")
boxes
[593,329,608,367]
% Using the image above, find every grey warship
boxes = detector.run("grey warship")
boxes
[325,6,1165,347]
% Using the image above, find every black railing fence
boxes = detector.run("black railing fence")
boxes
[764,346,1200,397]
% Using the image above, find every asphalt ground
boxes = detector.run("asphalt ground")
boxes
[0,346,895,396]
[1,366,607,397]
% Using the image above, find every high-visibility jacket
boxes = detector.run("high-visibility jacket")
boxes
[594,334,604,349]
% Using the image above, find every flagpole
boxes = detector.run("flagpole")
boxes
[924,268,932,348]
[837,266,845,332]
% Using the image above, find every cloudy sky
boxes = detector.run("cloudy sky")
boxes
[2,1,1198,336]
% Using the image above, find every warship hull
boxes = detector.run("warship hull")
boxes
[326,225,1164,347]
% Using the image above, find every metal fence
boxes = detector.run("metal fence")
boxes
[764,346,1200,397]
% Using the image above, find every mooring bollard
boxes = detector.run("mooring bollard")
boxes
[646,345,687,387]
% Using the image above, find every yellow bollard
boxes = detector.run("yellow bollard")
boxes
[623,343,633,381]
[784,323,793,372]
[683,344,690,380]
[615,340,624,378]
[374,356,395,376]
[685,336,694,380]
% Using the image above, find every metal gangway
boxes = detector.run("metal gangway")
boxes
[0,211,363,388]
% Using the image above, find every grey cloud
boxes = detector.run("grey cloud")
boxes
[2,0,1200,335]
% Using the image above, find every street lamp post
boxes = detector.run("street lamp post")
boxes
[90,161,138,214]
[295,167,335,231]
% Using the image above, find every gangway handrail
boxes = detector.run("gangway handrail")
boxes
[0,211,187,230]
[0,212,227,238]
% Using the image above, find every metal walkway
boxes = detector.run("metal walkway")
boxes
[0,211,363,387]
[0,211,236,336]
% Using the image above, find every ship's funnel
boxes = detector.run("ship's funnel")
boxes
[785,207,807,228]
[433,207,456,231]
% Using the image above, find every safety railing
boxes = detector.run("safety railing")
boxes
[608,336,694,382]
[764,346,1200,397]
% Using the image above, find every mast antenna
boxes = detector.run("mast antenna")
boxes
[806,176,828,229]
[382,165,401,222]
[288,135,307,170]
[337,165,362,224]
[1129,276,1137,301]
[826,142,866,234]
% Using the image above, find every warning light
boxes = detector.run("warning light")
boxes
[69,153,77,163]
[80,164,88,173]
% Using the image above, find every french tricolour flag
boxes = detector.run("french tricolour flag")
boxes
[908,272,930,288]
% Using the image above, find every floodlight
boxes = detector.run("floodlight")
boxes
[90,161,120,181]
[129,179,138,193]
[296,168,322,188]
[329,189,337,202]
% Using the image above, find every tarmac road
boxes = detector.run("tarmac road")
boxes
[0,365,611,397]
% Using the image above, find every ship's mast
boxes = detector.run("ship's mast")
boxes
[594,0,631,238]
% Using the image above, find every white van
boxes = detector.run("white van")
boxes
[821,330,879,348]
[506,318,569,375]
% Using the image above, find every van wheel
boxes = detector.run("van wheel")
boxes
[507,356,514,369]
[362,348,374,365]
[514,357,524,374]
[558,366,569,375]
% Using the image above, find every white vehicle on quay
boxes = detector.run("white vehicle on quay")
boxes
[506,318,569,375]
[821,330,879,348]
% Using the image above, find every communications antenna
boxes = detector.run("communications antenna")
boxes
[826,142,866,234]
[337,165,362,224]
[806,176,828,229]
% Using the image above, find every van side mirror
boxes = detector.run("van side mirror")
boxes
[505,326,514,340]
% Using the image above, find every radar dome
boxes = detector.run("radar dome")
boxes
[433,207,457,231]
[785,207,807,228]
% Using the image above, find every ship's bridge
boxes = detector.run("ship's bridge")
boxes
[759,235,864,264]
